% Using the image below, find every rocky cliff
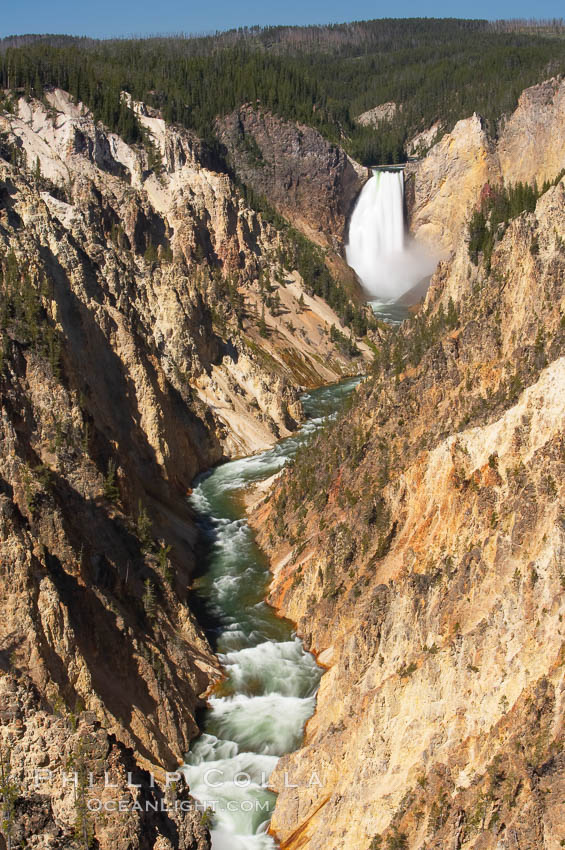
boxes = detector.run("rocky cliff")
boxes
[3,68,564,850]
[497,76,565,187]
[0,90,371,848]
[1,91,370,457]
[405,113,496,254]
[356,102,399,127]
[251,173,565,849]
[406,76,565,256]
[216,105,367,251]
[0,674,212,850]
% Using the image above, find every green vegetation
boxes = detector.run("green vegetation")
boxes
[0,128,26,168]
[136,501,153,552]
[258,303,268,338]
[2,20,565,164]
[236,184,371,335]
[157,542,174,586]
[103,459,120,504]
[269,392,393,563]
[267,281,464,570]
[71,739,94,849]
[208,270,246,329]
[398,661,418,677]
[143,240,158,265]
[0,748,18,850]
[371,296,458,378]
[0,251,62,375]
[386,832,408,850]
[278,227,371,335]
[369,832,409,850]
[330,323,360,357]
[142,578,157,620]
[468,170,565,268]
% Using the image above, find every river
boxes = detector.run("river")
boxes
[182,377,361,849]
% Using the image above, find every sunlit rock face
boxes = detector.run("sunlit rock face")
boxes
[0,89,372,849]
[250,174,565,850]
[405,77,565,255]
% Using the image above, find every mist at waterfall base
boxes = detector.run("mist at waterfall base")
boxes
[345,169,438,309]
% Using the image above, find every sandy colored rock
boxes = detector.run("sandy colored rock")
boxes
[405,113,496,253]
[406,77,565,255]
[0,89,370,847]
[356,102,399,127]
[251,175,565,850]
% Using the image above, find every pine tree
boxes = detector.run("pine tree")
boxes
[259,303,268,338]
[142,579,157,619]
[0,747,18,850]
[446,297,458,329]
[144,241,158,265]
[136,501,153,552]
[157,542,174,586]
[103,459,120,504]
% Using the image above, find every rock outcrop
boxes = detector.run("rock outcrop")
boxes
[0,675,211,850]
[405,113,496,253]
[251,176,565,849]
[406,76,565,254]
[0,90,371,846]
[216,105,367,249]
[356,102,399,127]
[497,76,565,186]
[1,91,369,459]
[406,121,443,157]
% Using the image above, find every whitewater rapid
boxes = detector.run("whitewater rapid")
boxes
[183,379,360,849]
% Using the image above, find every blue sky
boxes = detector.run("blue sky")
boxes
[2,1,564,39]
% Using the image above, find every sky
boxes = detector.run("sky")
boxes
[1,0,564,39]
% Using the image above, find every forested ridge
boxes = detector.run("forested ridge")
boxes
[1,18,565,164]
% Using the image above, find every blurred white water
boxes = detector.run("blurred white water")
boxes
[182,378,362,849]
[346,169,437,302]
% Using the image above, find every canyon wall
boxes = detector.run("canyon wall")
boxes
[406,76,565,255]
[2,91,369,457]
[252,175,565,850]
[0,90,370,848]
[217,105,367,251]
[2,70,564,850]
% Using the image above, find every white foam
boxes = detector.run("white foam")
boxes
[220,639,321,698]
[208,693,316,756]
[346,170,437,300]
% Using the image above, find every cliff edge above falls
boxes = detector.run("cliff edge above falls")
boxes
[406,76,565,255]
[250,176,565,850]
[216,105,367,253]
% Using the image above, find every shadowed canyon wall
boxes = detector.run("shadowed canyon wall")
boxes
[0,89,370,849]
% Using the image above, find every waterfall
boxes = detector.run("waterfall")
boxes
[346,168,436,304]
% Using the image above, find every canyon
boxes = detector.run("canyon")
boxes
[0,88,369,849]
[0,55,563,850]
[250,78,565,850]
[406,76,565,253]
